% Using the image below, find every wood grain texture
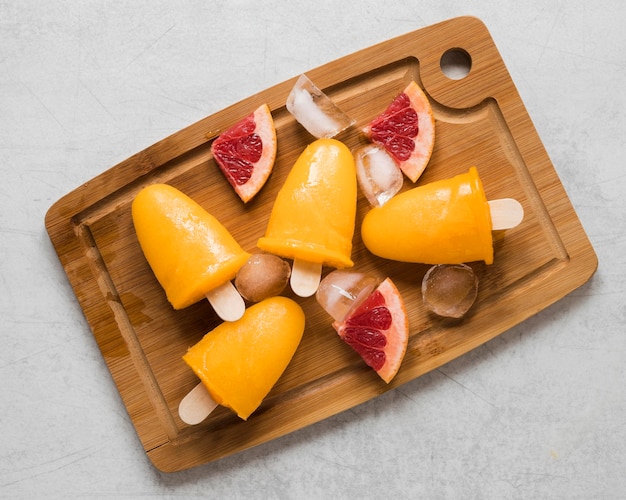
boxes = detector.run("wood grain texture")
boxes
[45,16,597,472]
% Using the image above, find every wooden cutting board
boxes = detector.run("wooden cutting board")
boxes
[45,16,597,472]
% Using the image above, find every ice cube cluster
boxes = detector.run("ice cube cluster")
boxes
[286,74,407,208]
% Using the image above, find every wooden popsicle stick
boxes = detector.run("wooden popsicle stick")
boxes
[488,198,524,230]
[291,258,322,297]
[179,382,218,425]
[205,281,245,322]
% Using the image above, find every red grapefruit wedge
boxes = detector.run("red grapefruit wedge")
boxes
[363,81,435,183]
[210,103,277,203]
[333,277,409,383]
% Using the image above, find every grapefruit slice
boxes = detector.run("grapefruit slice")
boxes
[333,277,408,383]
[363,81,435,183]
[210,103,277,203]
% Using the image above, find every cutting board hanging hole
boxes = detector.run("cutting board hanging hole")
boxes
[440,48,472,80]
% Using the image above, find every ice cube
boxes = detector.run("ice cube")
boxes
[421,264,479,318]
[286,74,355,139]
[354,144,403,206]
[316,270,379,322]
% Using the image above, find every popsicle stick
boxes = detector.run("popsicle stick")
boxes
[205,281,245,322]
[291,258,322,297]
[488,198,524,230]
[179,382,218,425]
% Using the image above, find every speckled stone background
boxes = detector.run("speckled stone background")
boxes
[2,1,624,498]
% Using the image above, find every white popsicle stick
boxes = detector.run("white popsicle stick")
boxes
[290,258,322,297]
[205,281,245,322]
[488,198,524,230]
[179,382,218,425]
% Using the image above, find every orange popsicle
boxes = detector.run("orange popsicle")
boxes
[132,184,250,318]
[181,296,305,421]
[361,167,495,264]
[257,138,357,296]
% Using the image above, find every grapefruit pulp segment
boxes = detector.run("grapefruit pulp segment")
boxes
[210,103,277,203]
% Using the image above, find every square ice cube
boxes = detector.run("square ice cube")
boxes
[316,270,379,322]
[286,74,355,139]
[354,144,403,206]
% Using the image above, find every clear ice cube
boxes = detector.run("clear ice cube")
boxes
[315,270,379,323]
[421,264,479,318]
[354,144,403,206]
[286,74,355,139]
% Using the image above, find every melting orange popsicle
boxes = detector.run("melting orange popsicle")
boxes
[180,296,305,423]
[361,167,523,265]
[132,184,250,320]
[257,138,357,296]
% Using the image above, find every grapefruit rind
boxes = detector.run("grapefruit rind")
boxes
[210,103,277,203]
[333,277,409,383]
[363,81,435,183]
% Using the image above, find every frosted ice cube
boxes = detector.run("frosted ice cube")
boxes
[421,264,479,319]
[316,270,379,322]
[354,144,403,206]
[286,74,355,139]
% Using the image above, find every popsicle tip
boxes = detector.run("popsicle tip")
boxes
[206,281,246,322]
[291,259,322,297]
[488,198,524,230]
[179,382,219,425]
